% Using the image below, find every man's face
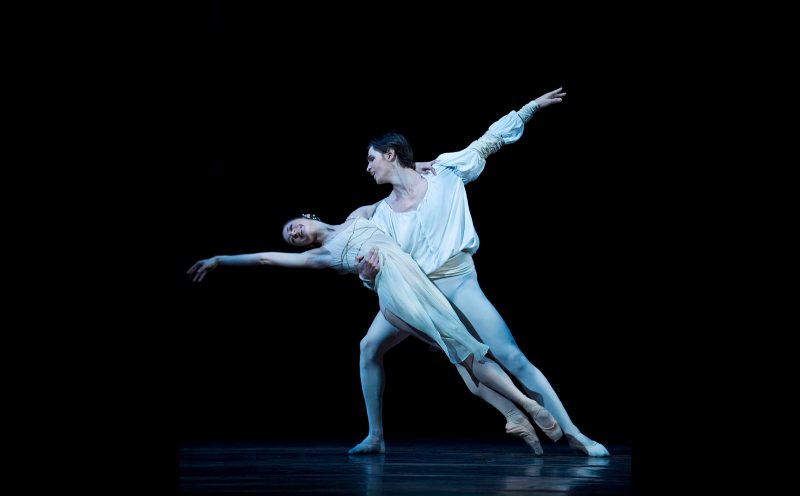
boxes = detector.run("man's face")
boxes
[366,146,393,184]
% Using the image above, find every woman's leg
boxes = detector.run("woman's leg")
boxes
[462,355,562,441]
[453,364,543,455]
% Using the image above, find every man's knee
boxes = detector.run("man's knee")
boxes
[359,335,382,361]
[360,313,406,362]
[494,348,533,376]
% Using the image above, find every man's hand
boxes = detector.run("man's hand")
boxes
[355,247,380,282]
[534,87,566,110]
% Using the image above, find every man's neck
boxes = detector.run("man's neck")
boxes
[392,167,424,199]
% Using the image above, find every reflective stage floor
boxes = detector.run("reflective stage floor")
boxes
[179,441,632,494]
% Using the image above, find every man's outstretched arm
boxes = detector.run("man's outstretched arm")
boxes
[416,87,567,180]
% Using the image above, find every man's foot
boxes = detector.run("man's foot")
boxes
[566,433,610,457]
[348,435,386,455]
[505,415,543,455]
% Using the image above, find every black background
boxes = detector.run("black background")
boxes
[150,3,645,451]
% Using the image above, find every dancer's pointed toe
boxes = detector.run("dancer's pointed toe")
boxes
[505,418,543,455]
[567,433,610,457]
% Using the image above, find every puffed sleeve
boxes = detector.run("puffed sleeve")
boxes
[434,104,535,184]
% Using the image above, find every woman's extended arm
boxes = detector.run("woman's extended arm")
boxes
[187,247,331,282]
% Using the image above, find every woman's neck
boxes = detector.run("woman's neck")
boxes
[314,220,350,245]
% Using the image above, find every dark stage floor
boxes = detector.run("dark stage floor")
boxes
[179,441,631,494]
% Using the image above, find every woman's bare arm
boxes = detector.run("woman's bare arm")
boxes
[187,247,331,282]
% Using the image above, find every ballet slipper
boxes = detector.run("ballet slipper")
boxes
[523,400,563,442]
[566,433,610,457]
[348,436,386,455]
[505,416,543,455]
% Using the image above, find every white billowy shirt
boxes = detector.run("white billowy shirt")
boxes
[371,109,531,275]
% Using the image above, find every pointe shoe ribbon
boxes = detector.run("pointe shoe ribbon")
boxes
[524,401,564,442]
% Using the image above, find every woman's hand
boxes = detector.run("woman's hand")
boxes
[415,159,439,175]
[187,257,220,282]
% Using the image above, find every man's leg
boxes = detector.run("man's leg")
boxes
[349,311,409,455]
[437,271,610,456]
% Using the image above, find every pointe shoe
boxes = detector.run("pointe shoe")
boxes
[505,417,543,455]
[524,401,563,441]
[348,437,386,455]
[566,433,610,457]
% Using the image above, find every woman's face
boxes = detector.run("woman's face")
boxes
[283,218,313,247]
[366,146,393,184]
